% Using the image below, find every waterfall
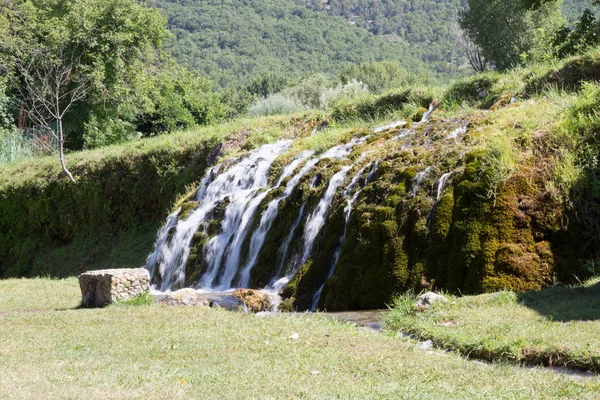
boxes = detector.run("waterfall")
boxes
[237,139,365,287]
[146,140,291,291]
[271,201,307,284]
[447,126,466,140]
[299,166,352,268]
[236,151,314,288]
[420,103,435,123]
[146,133,370,294]
[146,208,181,284]
[310,163,371,310]
[412,166,432,197]
[437,172,452,201]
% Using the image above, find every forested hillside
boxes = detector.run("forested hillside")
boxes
[151,0,600,87]
[149,0,420,88]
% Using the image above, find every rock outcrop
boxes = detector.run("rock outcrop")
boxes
[79,268,150,307]
[415,292,448,310]
[233,289,272,313]
[156,288,210,307]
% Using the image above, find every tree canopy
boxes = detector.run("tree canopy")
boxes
[0,0,222,152]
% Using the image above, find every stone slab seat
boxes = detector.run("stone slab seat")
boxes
[78,268,150,308]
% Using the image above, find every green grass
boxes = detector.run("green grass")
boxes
[385,278,600,372]
[1,278,600,398]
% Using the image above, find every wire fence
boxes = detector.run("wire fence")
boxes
[0,126,58,165]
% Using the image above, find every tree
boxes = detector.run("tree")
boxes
[1,0,223,156]
[459,0,565,70]
[18,48,89,182]
[452,22,488,72]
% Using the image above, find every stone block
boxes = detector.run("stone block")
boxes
[78,268,150,307]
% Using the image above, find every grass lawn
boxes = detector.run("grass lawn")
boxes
[0,279,599,398]
[386,278,600,373]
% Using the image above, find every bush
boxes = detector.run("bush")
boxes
[320,79,370,109]
[282,74,331,109]
[339,61,411,94]
[247,93,306,116]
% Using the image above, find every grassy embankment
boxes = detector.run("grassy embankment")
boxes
[1,278,599,399]
[386,278,600,373]
[0,114,325,278]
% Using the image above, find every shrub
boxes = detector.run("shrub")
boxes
[247,93,306,116]
[320,79,370,109]
[339,61,411,94]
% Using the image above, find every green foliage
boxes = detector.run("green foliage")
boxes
[247,94,306,117]
[113,292,155,306]
[330,89,433,123]
[294,0,471,76]
[460,0,565,69]
[1,0,223,151]
[554,9,600,57]
[150,0,423,88]
[339,61,413,95]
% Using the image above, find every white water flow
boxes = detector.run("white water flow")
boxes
[365,160,380,185]
[300,165,352,268]
[412,166,432,197]
[236,151,314,287]
[437,172,452,201]
[146,140,291,292]
[373,120,407,133]
[200,142,305,290]
[310,163,371,310]
[447,126,467,140]
[271,201,307,284]
[147,135,369,293]
[420,103,435,123]
[146,208,181,283]
[239,139,367,288]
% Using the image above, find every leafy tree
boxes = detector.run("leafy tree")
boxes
[459,0,565,69]
[1,0,223,156]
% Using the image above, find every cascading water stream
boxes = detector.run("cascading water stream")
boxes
[145,140,291,292]
[147,134,369,295]
[419,103,435,123]
[447,126,467,140]
[236,151,314,287]
[146,208,181,285]
[238,140,367,288]
[437,172,453,201]
[412,166,432,197]
[271,201,307,284]
[299,166,352,268]
[310,162,374,310]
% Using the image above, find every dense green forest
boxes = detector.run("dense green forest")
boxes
[149,0,422,88]
[151,0,600,87]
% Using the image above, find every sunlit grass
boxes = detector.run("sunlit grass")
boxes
[386,278,600,372]
[1,278,599,399]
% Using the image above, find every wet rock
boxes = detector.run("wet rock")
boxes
[233,289,271,313]
[414,292,448,310]
[157,288,210,307]
[79,268,150,308]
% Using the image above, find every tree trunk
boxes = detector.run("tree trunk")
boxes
[57,118,76,183]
